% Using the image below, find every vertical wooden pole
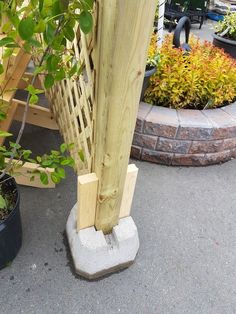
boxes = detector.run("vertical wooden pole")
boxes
[94,0,156,233]
[157,0,165,47]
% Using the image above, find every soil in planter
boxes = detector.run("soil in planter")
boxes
[0,181,17,222]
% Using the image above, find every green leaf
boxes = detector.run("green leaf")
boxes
[0,195,6,209]
[67,143,75,150]
[0,154,5,169]
[44,23,56,44]
[26,85,44,95]
[63,24,75,41]
[55,68,65,81]
[56,167,65,179]
[44,74,54,89]
[69,62,79,77]
[0,111,6,121]
[60,157,74,166]
[22,150,32,159]
[3,48,14,59]
[25,84,36,94]
[51,172,61,184]
[33,65,45,75]
[52,0,62,17]
[78,11,93,34]
[82,0,94,10]
[60,143,67,153]
[0,37,16,47]
[41,160,53,167]
[34,19,46,33]
[78,150,85,162]
[51,34,64,50]
[0,64,4,75]
[29,94,39,104]
[0,131,12,137]
[27,38,42,48]
[46,55,60,72]
[18,17,35,40]
[40,172,49,185]
[10,142,21,149]
[59,0,69,12]
[39,0,44,12]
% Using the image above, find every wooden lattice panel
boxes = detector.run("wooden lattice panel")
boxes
[45,16,97,174]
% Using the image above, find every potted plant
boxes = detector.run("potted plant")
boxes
[213,11,236,59]
[0,174,21,269]
[0,0,94,268]
[141,33,159,100]
[145,35,236,109]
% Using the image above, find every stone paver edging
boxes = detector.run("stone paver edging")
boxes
[131,102,236,166]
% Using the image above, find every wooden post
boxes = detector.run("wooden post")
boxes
[94,0,156,233]
[157,0,165,47]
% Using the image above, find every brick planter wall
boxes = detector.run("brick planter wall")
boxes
[131,102,236,166]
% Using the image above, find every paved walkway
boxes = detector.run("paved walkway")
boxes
[1,119,236,313]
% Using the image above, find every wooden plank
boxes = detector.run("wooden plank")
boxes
[0,102,18,146]
[119,164,138,219]
[77,173,98,231]
[94,0,156,233]
[17,72,42,90]
[1,52,31,104]
[5,158,55,188]
[13,99,59,130]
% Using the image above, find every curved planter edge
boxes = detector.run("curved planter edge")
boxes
[213,33,236,59]
[0,175,22,270]
[131,101,236,167]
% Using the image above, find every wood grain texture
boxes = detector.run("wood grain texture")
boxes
[13,99,58,130]
[77,173,98,231]
[5,158,55,188]
[119,164,138,219]
[94,0,156,233]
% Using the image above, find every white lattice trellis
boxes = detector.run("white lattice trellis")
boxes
[45,13,97,175]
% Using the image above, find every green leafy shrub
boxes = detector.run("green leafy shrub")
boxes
[216,11,236,41]
[145,35,236,109]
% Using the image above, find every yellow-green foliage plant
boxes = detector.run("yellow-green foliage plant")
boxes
[145,35,236,110]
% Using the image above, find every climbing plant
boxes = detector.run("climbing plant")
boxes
[0,0,94,184]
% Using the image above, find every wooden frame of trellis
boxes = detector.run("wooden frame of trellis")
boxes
[44,0,157,234]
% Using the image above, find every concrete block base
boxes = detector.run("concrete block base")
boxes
[66,204,139,279]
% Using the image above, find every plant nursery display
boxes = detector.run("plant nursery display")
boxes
[213,11,236,59]
[0,0,94,268]
[145,35,236,109]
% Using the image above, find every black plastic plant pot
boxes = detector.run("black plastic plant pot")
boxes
[0,175,22,270]
[213,33,236,59]
[140,66,156,101]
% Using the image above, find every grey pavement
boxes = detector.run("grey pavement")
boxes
[1,121,236,314]
[164,19,216,42]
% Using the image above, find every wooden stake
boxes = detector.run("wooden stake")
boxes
[119,164,139,219]
[77,173,98,231]
[94,0,156,233]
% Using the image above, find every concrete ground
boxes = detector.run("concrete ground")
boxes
[163,18,216,42]
[1,19,235,314]
[1,122,236,314]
